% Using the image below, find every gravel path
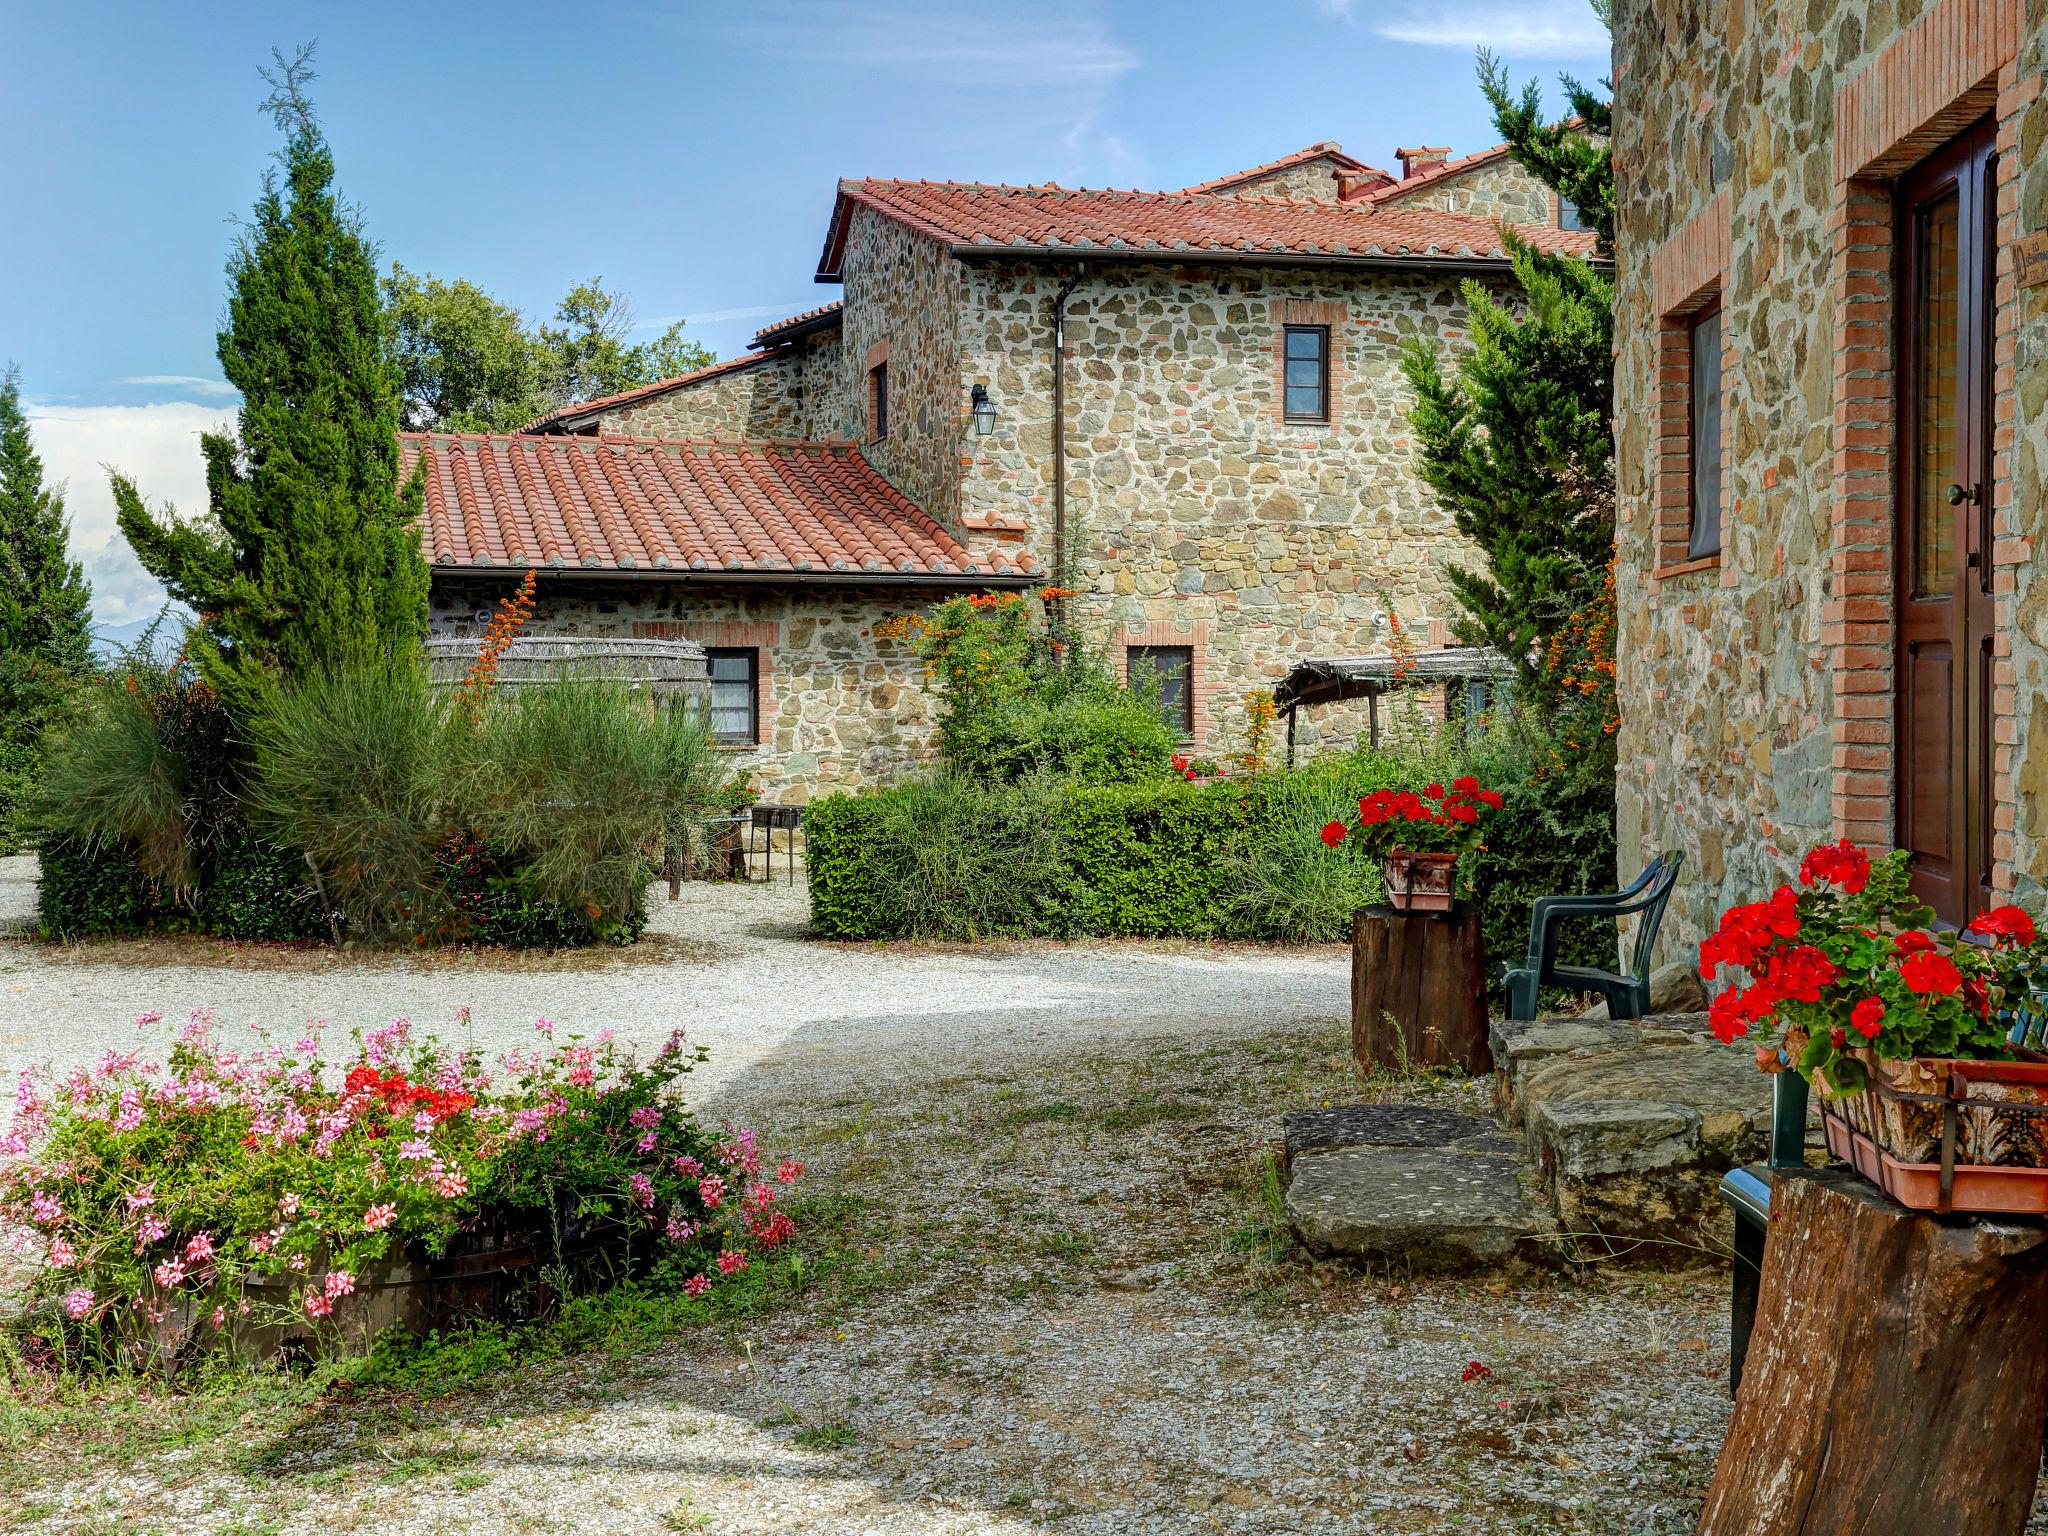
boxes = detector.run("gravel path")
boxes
[4,854,1754,1534]
[0,853,1348,1107]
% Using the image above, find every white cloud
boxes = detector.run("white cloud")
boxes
[713,2,1139,88]
[24,400,233,627]
[1366,0,1610,57]
[1311,0,1358,16]
[119,374,238,398]
[639,301,823,331]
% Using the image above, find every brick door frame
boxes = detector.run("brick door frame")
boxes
[1823,0,2027,898]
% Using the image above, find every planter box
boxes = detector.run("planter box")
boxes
[1821,1049,2048,1214]
[124,1231,613,1369]
[1381,850,1459,913]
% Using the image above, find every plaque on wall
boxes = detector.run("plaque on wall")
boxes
[2017,230,2048,290]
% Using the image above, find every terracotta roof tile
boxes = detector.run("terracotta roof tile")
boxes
[816,180,1599,278]
[750,299,844,349]
[402,432,1037,585]
[1177,141,1389,196]
[519,349,792,435]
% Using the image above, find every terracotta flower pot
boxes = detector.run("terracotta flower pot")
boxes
[1820,1048,2048,1214]
[1381,849,1458,913]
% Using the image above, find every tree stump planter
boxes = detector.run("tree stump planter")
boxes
[1698,1165,2048,1536]
[1821,1050,2048,1213]
[1350,903,1490,1075]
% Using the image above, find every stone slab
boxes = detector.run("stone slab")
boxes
[1495,1012,1781,1251]
[1285,1144,1547,1271]
[1282,1102,1515,1164]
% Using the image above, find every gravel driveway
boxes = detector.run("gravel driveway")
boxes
[3,854,1755,1535]
[0,853,1347,1106]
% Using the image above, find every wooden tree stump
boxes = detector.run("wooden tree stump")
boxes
[1699,1165,2048,1536]
[1350,904,1489,1076]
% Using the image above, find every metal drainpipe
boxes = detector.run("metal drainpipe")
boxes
[1050,264,1086,644]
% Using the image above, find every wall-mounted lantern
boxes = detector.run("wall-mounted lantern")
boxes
[970,383,997,435]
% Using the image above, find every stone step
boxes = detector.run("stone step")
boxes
[1281,1103,1552,1272]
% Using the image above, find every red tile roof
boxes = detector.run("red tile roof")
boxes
[750,299,843,349]
[520,349,791,435]
[402,432,1037,584]
[1177,142,1389,196]
[1355,141,1517,205]
[816,180,1599,278]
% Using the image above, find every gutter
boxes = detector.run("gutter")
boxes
[949,245,1610,276]
[427,564,1039,590]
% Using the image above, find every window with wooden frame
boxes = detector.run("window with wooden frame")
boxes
[1282,325,1329,423]
[1558,195,1590,232]
[1687,305,1724,560]
[706,648,760,744]
[1127,644,1194,736]
[867,361,889,442]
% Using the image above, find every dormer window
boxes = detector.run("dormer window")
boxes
[1283,325,1329,423]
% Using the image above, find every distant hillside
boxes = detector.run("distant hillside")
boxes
[89,610,189,661]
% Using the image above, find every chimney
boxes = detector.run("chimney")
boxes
[1395,145,1452,180]
[1335,168,1395,202]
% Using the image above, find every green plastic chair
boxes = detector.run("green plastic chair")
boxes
[1503,851,1684,1022]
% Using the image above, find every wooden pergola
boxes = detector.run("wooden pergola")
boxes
[1272,646,1516,763]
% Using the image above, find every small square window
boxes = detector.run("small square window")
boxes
[868,362,889,441]
[1127,644,1194,736]
[1688,307,1723,560]
[707,648,759,744]
[1282,326,1329,423]
[1559,195,1589,232]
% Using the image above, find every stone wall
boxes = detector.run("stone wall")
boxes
[601,351,808,440]
[429,577,942,805]
[1211,159,1353,200]
[835,205,967,524]
[1611,0,2048,951]
[955,258,1502,756]
[1380,154,1561,224]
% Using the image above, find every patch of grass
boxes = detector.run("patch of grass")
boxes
[792,1420,857,1450]
[1099,1095,1206,1132]
[996,1100,1085,1127]
[380,1443,482,1484]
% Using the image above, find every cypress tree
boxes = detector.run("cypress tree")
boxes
[0,365,94,844]
[0,365,94,671]
[115,45,428,696]
[1399,44,1616,711]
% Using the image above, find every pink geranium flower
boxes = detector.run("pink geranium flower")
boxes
[63,1288,94,1319]
[363,1204,396,1232]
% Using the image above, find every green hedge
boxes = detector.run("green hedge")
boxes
[808,747,1618,974]
[808,760,1402,945]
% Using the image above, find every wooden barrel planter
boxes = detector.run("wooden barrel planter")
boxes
[1350,902,1491,1075]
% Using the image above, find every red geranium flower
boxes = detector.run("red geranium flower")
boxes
[1968,905,2038,947]
[1423,783,1445,800]
[1798,839,1872,895]
[1850,996,1885,1038]
[1893,930,1938,958]
[1320,820,1347,848]
[1899,950,1963,997]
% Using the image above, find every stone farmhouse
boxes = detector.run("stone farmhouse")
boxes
[1613,0,2048,943]
[407,139,1597,802]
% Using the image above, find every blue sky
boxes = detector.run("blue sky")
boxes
[0,0,1609,628]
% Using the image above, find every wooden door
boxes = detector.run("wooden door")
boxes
[1896,121,1997,928]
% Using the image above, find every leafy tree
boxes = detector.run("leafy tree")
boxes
[383,268,716,431]
[383,263,548,433]
[538,279,713,409]
[0,365,94,844]
[1399,31,1615,712]
[114,44,430,699]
